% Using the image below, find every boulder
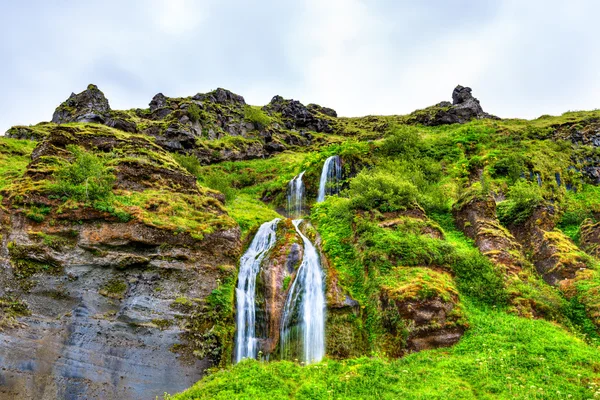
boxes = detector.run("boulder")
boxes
[51,84,111,124]
[453,195,524,274]
[263,95,334,133]
[409,85,498,126]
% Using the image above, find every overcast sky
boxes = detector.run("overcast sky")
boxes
[1,0,599,133]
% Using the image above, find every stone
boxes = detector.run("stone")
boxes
[263,95,334,133]
[149,93,168,111]
[51,84,112,124]
[409,85,499,126]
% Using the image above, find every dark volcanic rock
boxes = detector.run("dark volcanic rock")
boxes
[51,84,111,124]
[149,93,168,111]
[409,85,498,126]
[263,96,334,133]
[51,84,138,134]
[307,103,338,118]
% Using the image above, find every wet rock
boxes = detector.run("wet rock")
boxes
[256,220,303,355]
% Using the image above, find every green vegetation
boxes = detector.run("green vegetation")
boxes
[244,105,272,129]
[48,144,116,201]
[496,180,544,225]
[168,305,600,400]
[0,137,36,200]
[99,278,128,300]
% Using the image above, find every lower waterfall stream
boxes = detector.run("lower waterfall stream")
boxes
[279,219,326,364]
[234,218,280,363]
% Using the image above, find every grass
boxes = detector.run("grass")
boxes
[0,137,36,200]
[167,303,600,399]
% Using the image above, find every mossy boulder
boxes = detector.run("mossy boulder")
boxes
[407,85,498,126]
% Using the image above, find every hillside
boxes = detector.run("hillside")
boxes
[1,84,599,399]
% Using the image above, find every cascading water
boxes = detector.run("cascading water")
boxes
[280,219,326,364]
[287,171,305,218]
[317,155,342,203]
[234,218,280,363]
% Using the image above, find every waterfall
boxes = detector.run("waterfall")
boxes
[280,219,326,364]
[234,218,280,363]
[317,156,342,203]
[287,171,305,218]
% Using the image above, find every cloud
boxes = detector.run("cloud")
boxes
[0,0,598,133]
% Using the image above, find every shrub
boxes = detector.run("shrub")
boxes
[497,180,544,225]
[348,170,418,212]
[188,103,202,123]
[244,106,272,129]
[380,125,422,159]
[174,153,202,178]
[48,145,115,202]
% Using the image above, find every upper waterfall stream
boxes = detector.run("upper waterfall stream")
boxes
[317,155,342,203]
[287,171,305,218]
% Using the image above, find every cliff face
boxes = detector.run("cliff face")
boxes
[0,125,241,399]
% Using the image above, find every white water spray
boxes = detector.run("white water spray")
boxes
[280,219,326,364]
[317,156,342,203]
[287,171,305,218]
[234,218,280,363]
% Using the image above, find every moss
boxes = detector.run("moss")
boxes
[173,273,237,367]
[244,105,273,129]
[152,318,175,330]
[379,267,459,303]
[99,278,128,300]
[325,309,368,359]
[7,242,62,283]
[0,296,30,331]
[28,231,74,250]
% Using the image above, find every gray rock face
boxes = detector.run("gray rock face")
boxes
[0,210,241,400]
[0,266,208,400]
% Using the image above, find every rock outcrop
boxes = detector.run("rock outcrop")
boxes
[453,195,524,274]
[580,219,600,257]
[10,85,339,165]
[0,125,241,399]
[379,267,467,356]
[51,84,137,133]
[263,95,335,133]
[509,205,588,286]
[409,85,498,126]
